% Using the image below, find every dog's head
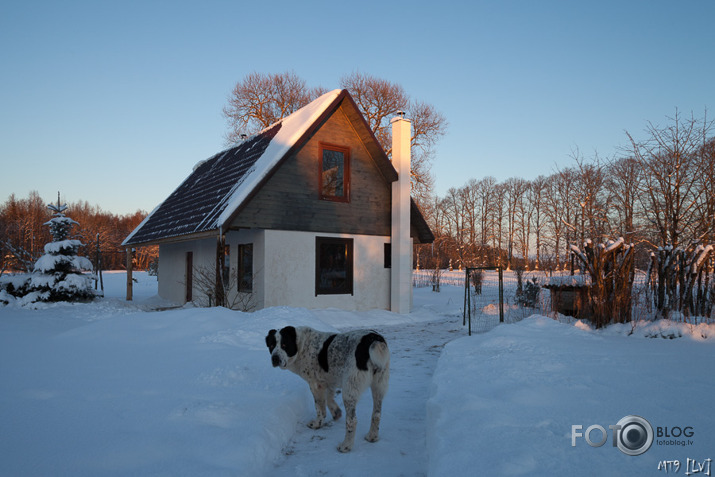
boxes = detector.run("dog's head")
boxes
[265,326,298,369]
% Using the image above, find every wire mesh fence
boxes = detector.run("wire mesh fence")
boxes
[416,266,715,334]
[462,268,553,334]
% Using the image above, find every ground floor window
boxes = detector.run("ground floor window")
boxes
[238,243,253,292]
[315,237,353,295]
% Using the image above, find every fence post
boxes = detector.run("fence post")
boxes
[498,267,504,323]
[463,268,468,326]
[468,269,472,336]
[126,247,133,301]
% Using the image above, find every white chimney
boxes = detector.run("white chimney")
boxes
[390,114,412,314]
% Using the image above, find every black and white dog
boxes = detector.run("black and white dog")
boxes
[265,326,390,452]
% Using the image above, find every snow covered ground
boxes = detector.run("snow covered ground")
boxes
[1,271,714,476]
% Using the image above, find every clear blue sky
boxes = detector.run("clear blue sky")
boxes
[1,0,713,215]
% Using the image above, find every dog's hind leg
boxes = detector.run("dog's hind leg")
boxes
[337,396,357,453]
[366,367,389,443]
[327,387,342,421]
[308,382,327,429]
[338,372,371,452]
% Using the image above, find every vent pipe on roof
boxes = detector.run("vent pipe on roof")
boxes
[390,113,412,314]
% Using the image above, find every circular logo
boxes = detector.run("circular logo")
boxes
[616,415,654,456]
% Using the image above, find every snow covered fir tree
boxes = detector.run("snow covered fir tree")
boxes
[25,197,95,303]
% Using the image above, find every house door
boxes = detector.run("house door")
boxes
[185,251,193,302]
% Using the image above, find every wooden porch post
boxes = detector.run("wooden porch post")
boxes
[126,247,133,301]
[215,233,226,307]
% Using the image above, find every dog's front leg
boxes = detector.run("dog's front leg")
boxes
[307,382,327,429]
[327,388,342,421]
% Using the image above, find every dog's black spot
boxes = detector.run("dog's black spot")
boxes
[279,326,298,357]
[355,332,385,371]
[265,329,277,353]
[318,334,337,372]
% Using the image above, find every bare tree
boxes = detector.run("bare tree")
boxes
[492,183,507,266]
[440,187,467,268]
[476,176,497,253]
[223,71,326,143]
[461,180,479,264]
[340,72,407,149]
[340,72,447,203]
[626,110,713,248]
[606,156,643,244]
[187,263,257,312]
[503,178,528,269]
[569,150,610,243]
[0,192,51,270]
[694,137,715,243]
[514,181,534,270]
[223,71,446,202]
[529,176,547,269]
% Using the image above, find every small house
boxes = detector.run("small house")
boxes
[122,89,433,312]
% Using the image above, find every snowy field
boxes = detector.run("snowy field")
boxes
[1,271,714,476]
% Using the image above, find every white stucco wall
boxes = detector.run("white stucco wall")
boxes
[158,230,400,312]
[263,230,392,311]
[223,229,266,311]
[158,238,216,305]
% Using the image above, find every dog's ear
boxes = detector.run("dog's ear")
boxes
[265,329,277,353]
[279,326,298,357]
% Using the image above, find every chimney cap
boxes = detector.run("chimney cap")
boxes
[391,111,410,123]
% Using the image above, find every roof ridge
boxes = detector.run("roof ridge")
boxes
[122,89,346,246]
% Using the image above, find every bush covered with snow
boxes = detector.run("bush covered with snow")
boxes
[0,273,31,304]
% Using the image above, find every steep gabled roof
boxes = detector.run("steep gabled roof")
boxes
[123,89,434,246]
[123,90,344,246]
[123,123,282,246]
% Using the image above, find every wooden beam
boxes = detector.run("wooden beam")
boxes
[215,234,226,307]
[126,247,133,301]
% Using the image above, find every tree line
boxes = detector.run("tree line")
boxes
[420,111,714,272]
[0,191,156,273]
[3,72,711,280]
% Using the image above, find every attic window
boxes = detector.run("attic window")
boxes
[319,143,350,202]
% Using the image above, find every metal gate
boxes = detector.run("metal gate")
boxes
[463,268,548,335]
[463,267,503,335]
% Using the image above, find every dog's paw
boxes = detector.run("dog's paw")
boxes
[331,407,342,421]
[307,419,323,430]
[337,442,352,453]
[365,432,379,443]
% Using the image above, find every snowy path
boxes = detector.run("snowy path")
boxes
[267,315,464,477]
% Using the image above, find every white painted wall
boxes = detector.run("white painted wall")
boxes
[224,229,266,310]
[158,238,216,305]
[263,230,391,311]
[158,230,391,311]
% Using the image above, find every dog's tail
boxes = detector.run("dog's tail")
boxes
[369,338,390,371]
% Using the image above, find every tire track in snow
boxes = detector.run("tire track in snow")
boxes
[267,315,464,477]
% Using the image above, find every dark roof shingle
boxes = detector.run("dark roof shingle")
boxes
[124,123,281,245]
[123,89,435,246]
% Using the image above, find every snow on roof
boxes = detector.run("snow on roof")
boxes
[216,89,341,228]
[545,274,590,287]
[123,89,342,246]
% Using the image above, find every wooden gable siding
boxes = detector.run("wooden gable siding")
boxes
[229,105,392,236]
